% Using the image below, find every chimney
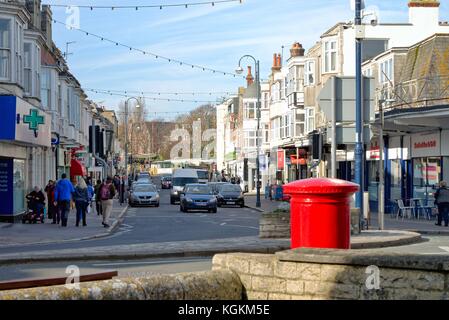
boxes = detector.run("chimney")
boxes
[290,42,305,58]
[246,66,254,87]
[408,0,440,25]
[41,5,53,48]
[272,53,281,72]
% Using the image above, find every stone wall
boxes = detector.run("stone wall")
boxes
[212,249,449,300]
[0,270,242,300]
[259,212,290,239]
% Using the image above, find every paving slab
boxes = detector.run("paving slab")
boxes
[0,200,128,248]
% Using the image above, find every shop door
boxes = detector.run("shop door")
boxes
[413,157,441,203]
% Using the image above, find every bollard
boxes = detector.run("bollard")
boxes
[283,178,359,249]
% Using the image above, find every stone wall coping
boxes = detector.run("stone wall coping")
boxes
[0,270,243,300]
[276,248,449,271]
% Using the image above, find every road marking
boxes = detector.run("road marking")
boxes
[439,246,449,252]
[220,222,227,226]
[92,258,207,267]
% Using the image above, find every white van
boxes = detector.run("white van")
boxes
[170,169,199,204]
[195,169,210,184]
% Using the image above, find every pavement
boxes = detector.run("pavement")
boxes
[0,199,128,247]
[245,195,449,234]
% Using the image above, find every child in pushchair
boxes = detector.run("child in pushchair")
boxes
[22,186,46,224]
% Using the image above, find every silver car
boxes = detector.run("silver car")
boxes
[129,184,160,207]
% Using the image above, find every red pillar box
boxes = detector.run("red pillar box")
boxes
[283,178,359,250]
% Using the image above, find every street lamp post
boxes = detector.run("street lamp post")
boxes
[124,97,140,184]
[236,55,261,208]
[355,0,365,230]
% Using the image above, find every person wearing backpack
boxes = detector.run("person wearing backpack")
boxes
[434,180,449,227]
[97,176,116,228]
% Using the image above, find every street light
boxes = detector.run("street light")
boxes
[124,97,140,183]
[236,55,261,208]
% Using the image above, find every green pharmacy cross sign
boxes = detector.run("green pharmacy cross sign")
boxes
[23,109,45,131]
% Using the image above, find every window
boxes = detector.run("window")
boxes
[280,113,291,139]
[271,118,279,140]
[57,83,62,114]
[304,60,315,86]
[379,58,393,84]
[41,68,51,109]
[305,107,315,133]
[323,39,338,73]
[245,130,261,148]
[263,92,269,109]
[244,101,255,119]
[363,68,373,77]
[0,18,11,79]
[271,82,280,102]
[264,124,269,143]
[15,21,23,85]
[294,109,305,137]
[23,43,32,94]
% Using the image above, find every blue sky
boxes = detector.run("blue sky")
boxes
[48,0,449,119]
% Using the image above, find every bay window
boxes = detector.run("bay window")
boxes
[244,101,255,119]
[24,42,31,94]
[323,39,337,73]
[304,60,315,86]
[23,41,40,97]
[379,58,393,84]
[0,18,11,80]
[41,68,51,109]
[294,109,305,137]
[305,107,315,133]
[245,130,261,149]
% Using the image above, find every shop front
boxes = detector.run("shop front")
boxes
[0,96,51,221]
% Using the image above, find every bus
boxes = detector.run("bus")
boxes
[151,161,175,176]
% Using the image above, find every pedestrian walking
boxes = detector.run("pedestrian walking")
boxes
[434,181,449,227]
[86,178,94,213]
[44,180,56,220]
[73,179,89,227]
[96,176,116,228]
[94,179,103,216]
[54,173,75,227]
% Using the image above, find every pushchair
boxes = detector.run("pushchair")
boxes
[22,200,45,224]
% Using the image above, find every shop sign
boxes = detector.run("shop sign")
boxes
[0,96,51,147]
[411,132,440,158]
[0,158,13,215]
[277,150,285,170]
[366,146,380,160]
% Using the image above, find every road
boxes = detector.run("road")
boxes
[0,257,212,282]
[0,176,261,255]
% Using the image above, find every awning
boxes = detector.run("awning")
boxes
[70,159,87,177]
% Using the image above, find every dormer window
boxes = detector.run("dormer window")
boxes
[0,18,11,80]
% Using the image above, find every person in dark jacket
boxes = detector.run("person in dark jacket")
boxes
[73,179,89,227]
[44,180,56,220]
[26,186,46,214]
[435,181,449,227]
[94,179,103,216]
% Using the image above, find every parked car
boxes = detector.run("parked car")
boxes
[216,184,245,207]
[180,184,217,213]
[161,175,172,189]
[170,169,199,204]
[129,184,160,207]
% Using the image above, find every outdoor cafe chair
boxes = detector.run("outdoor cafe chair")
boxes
[396,199,414,220]
[418,199,435,220]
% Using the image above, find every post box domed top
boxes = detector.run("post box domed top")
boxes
[283,178,359,195]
